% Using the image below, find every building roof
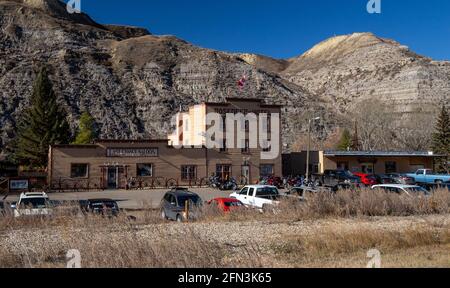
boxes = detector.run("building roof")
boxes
[96,139,169,144]
[324,151,443,157]
[204,97,283,108]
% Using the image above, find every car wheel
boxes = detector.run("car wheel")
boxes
[436,180,443,185]
[176,214,183,223]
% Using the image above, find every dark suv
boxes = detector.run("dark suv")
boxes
[79,199,120,217]
[314,170,361,191]
[160,189,202,222]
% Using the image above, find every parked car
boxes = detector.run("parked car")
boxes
[12,192,52,218]
[418,181,450,192]
[79,199,120,217]
[371,184,430,197]
[313,170,361,191]
[160,189,203,222]
[286,187,305,197]
[353,173,377,186]
[405,169,450,185]
[207,198,244,213]
[386,173,415,185]
[374,174,396,184]
[230,185,281,211]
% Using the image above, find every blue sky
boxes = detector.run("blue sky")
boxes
[73,0,450,60]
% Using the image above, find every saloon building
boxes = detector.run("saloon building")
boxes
[48,98,282,189]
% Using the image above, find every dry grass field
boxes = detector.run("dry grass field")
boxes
[0,189,449,268]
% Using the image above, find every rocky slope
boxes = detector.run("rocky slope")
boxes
[0,0,448,153]
[282,33,450,117]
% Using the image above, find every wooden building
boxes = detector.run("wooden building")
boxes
[283,151,441,176]
[48,98,282,190]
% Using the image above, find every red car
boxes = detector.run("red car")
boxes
[353,173,377,186]
[207,198,244,213]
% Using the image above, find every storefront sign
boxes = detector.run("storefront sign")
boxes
[10,179,29,190]
[107,148,159,158]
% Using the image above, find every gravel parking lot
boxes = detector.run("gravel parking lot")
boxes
[2,188,234,210]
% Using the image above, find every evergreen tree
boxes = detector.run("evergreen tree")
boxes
[73,111,97,144]
[11,67,71,167]
[337,128,352,151]
[432,105,450,173]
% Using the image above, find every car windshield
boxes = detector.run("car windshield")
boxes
[178,195,201,207]
[20,198,48,208]
[255,187,280,200]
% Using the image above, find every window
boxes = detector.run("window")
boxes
[71,164,88,178]
[260,164,274,178]
[137,164,153,177]
[181,165,197,181]
[242,139,250,153]
[361,163,374,174]
[216,165,232,181]
[385,161,397,174]
[239,187,249,195]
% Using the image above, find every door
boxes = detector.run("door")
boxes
[241,165,250,185]
[237,187,250,206]
[107,167,117,189]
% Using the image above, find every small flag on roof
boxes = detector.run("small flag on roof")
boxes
[237,75,247,89]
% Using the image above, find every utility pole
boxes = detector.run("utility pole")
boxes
[306,117,321,182]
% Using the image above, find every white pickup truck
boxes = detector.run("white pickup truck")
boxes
[12,192,52,218]
[230,185,281,211]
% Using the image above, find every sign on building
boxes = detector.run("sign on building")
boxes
[10,179,29,190]
[107,148,159,158]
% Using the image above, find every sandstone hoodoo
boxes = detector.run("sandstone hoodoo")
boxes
[0,0,448,155]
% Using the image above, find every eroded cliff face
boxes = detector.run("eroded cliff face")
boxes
[282,33,450,117]
[0,1,448,153]
[0,0,317,151]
